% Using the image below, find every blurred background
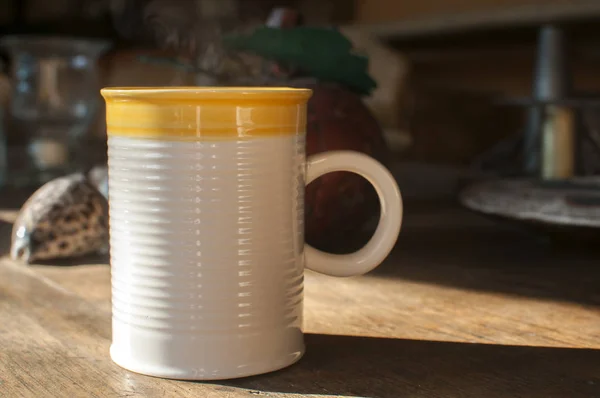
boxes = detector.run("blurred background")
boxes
[3,0,600,251]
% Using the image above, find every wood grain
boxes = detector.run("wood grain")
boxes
[352,0,600,39]
[355,0,591,24]
[0,179,599,397]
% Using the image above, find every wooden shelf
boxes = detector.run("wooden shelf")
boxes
[346,0,600,41]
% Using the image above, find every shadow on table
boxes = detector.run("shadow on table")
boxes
[0,219,13,256]
[218,333,600,398]
[366,201,600,307]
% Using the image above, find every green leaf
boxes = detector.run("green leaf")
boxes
[223,26,377,96]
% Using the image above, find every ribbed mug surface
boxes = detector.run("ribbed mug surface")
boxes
[102,87,311,380]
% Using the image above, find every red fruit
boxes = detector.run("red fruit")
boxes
[298,81,390,252]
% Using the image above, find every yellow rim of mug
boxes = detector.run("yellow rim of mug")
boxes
[101,87,312,141]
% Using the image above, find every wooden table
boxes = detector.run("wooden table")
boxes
[0,189,599,397]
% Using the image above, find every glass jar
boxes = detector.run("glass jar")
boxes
[1,36,110,186]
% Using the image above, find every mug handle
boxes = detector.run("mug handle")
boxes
[305,150,403,277]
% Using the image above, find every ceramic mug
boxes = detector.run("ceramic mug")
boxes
[101,87,403,380]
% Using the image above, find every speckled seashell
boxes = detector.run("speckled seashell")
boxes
[11,173,109,264]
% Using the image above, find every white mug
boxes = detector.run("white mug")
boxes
[101,87,403,380]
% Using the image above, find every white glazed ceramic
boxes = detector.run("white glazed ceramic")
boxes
[101,87,403,380]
